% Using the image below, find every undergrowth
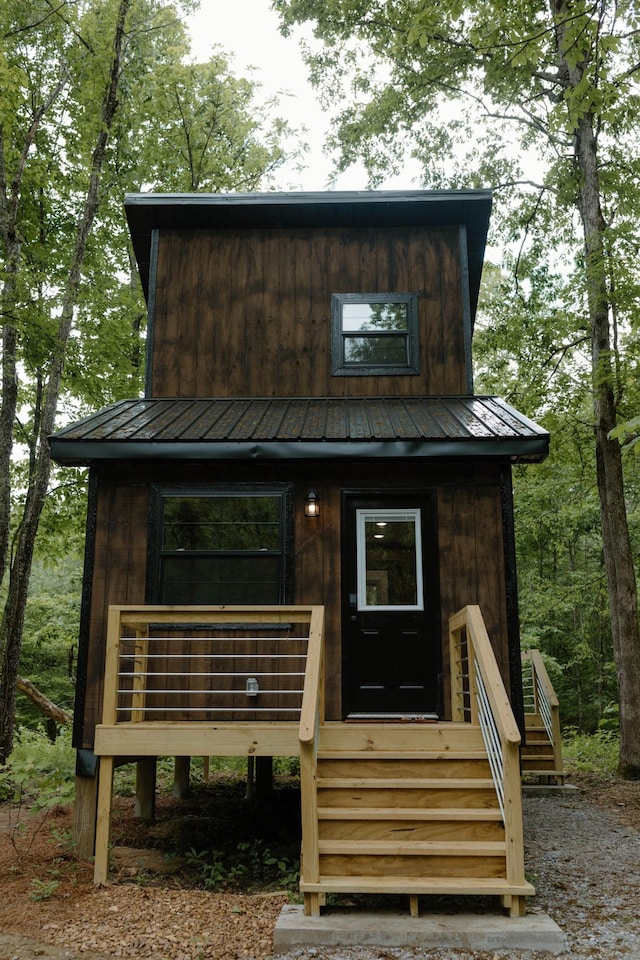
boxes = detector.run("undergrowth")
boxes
[562,728,619,773]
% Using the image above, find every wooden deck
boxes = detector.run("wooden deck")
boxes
[91,604,533,917]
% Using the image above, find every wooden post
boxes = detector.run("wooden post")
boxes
[94,756,114,884]
[245,755,255,801]
[73,774,98,860]
[131,627,149,722]
[135,758,157,820]
[255,756,273,800]
[300,739,320,916]
[173,756,190,798]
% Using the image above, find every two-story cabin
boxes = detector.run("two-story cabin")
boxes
[50,190,549,917]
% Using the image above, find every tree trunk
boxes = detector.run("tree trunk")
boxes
[577,138,640,780]
[0,0,132,763]
[554,0,640,776]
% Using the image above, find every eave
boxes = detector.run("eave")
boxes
[124,189,492,318]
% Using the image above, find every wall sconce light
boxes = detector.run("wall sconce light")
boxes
[246,677,259,697]
[304,489,320,518]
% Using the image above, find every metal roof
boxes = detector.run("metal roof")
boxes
[124,189,492,318]
[50,396,549,466]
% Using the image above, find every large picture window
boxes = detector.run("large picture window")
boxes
[331,293,419,375]
[152,487,289,604]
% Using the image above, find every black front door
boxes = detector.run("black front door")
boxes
[342,494,441,717]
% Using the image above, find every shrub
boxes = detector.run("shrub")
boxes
[562,728,619,773]
[0,726,75,811]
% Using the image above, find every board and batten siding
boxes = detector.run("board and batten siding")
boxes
[77,462,508,748]
[80,477,148,750]
[149,226,467,399]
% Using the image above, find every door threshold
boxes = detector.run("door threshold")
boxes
[346,712,440,722]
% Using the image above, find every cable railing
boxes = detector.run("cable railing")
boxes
[521,649,564,780]
[448,606,525,888]
[100,605,324,726]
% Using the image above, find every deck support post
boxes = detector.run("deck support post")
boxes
[135,758,157,820]
[173,756,190,798]
[304,893,321,917]
[255,756,273,800]
[73,773,98,859]
[245,755,255,801]
[94,756,114,884]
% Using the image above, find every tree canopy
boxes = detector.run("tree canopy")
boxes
[275,0,640,775]
[0,0,300,759]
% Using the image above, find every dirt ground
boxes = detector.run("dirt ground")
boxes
[1,770,639,960]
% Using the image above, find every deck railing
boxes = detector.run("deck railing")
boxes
[521,648,564,777]
[94,604,325,885]
[449,606,525,889]
[101,605,324,726]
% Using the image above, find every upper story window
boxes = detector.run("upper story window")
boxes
[331,293,419,376]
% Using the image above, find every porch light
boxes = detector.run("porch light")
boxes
[304,489,320,518]
[246,677,259,697]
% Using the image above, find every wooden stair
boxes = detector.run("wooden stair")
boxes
[300,722,534,916]
[521,713,565,783]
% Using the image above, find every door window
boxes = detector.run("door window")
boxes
[356,508,424,611]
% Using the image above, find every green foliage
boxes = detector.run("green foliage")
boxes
[29,876,61,901]
[17,557,82,730]
[184,839,297,893]
[0,727,75,811]
[563,729,619,773]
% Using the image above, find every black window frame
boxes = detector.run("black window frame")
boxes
[148,483,294,605]
[330,292,420,376]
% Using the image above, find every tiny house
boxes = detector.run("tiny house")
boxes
[50,190,549,916]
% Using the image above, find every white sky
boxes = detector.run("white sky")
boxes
[187,0,419,191]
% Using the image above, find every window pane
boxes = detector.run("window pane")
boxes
[161,556,280,604]
[163,496,280,551]
[357,510,424,610]
[344,335,408,365]
[342,302,408,332]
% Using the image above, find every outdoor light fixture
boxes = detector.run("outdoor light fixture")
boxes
[304,489,320,518]
[246,677,259,697]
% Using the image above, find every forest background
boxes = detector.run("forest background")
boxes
[1,0,639,777]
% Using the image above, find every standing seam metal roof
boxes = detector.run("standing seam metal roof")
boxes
[49,396,549,465]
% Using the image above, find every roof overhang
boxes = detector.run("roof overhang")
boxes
[50,396,549,467]
[124,189,492,318]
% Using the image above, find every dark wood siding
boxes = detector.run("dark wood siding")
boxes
[79,461,509,745]
[80,477,148,748]
[150,226,467,399]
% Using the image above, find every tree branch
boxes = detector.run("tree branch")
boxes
[16,676,71,726]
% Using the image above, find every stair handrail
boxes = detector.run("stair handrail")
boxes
[298,605,325,745]
[522,648,563,776]
[449,605,526,892]
[298,605,325,910]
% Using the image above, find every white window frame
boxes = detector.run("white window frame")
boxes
[356,508,424,612]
